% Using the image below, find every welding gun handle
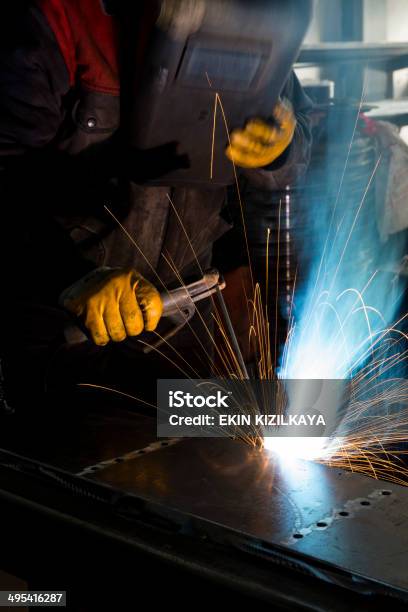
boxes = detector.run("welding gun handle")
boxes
[64,268,224,345]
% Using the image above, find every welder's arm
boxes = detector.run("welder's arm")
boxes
[0,6,102,307]
[0,4,184,311]
[60,268,163,346]
[236,72,313,190]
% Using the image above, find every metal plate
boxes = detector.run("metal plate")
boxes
[1,404,408,599]
[89,437,408,596]
[0,406,157,473]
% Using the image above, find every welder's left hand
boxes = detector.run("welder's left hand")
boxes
[225,98,296,169]
[60,267,163,346]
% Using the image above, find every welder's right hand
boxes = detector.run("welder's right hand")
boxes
[225,98,296,169]
[60,268,163,346]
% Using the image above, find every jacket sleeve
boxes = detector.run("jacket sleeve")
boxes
[0,4,98,306]
[217,72,313,272]
[243,71,313,191]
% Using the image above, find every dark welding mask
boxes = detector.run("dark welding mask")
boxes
[109,0,312,187]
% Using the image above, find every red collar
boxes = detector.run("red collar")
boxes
[38,0,120,94]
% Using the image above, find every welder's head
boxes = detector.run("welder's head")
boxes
[113,0,312,186]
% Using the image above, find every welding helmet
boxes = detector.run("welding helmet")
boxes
[109,0,312,187]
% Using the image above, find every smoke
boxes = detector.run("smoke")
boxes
[280,108,407,382]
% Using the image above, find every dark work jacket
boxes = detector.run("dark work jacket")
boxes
[0,0,312,335]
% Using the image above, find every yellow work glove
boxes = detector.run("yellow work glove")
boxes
[225,98,296,169]
[60,267,163,346]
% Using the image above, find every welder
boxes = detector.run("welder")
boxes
[0,0,313,410]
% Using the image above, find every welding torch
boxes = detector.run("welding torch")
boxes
[64,269,249,378]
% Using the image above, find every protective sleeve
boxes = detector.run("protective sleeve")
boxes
[243,71,313,191]
[215,72,313,272]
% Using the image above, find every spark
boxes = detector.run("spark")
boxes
[261,86,408,480]
[77,383,156,409]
